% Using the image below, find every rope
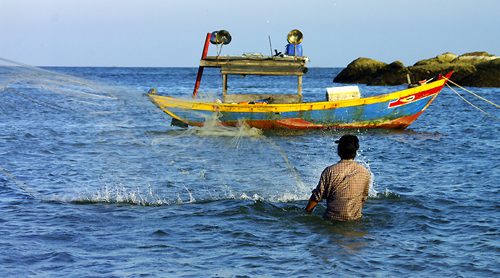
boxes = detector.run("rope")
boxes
[445,82,500,122]
[444,77,500,109]
[1,166,43,201]
[3,85,71,111]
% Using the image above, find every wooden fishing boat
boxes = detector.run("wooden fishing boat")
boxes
[147,30,453,130]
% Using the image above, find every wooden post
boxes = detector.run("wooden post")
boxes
[193,33,212,98]
[222,74,228,100]
[298,75,302,98]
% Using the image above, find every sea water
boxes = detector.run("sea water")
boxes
[1,64,500,277]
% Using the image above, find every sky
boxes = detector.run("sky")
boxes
[1,0,499,68]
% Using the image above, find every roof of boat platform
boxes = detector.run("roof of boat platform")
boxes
[200,55,309,76]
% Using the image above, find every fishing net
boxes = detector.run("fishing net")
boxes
[1,58,313,205]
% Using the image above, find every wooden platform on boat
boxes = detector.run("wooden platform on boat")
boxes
[200,56,308,75]
[200,56,309,104]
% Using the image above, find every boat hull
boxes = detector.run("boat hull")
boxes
[148,72,452,130]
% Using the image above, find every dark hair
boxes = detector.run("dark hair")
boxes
[336,134,359,159]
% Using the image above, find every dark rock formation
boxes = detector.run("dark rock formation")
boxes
[334,52,500,87]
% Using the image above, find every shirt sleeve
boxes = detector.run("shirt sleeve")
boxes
[310,167,330,203]
[361,170,370,202]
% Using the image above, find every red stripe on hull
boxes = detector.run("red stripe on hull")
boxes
[389,86,441,108]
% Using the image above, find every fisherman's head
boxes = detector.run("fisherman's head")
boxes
[336,134,359,160]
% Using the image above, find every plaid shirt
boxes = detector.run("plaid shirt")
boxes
[311,159,370,221]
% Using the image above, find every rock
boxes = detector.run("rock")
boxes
[333,58,387,84]
[413,52,458,66]
[369,61,412,86]
[409,63,476,85]
[438,52,460,63]
[452,51,499,64]
[459,58,500,87]
[335,52,500,87]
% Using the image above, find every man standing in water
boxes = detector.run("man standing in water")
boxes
[305,134,370,221]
